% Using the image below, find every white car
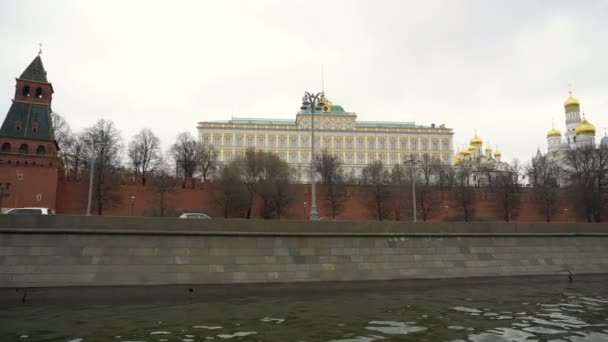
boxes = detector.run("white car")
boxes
[179,213,212,219]
[5,207,55,215]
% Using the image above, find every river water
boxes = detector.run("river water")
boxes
[1,278,607,342]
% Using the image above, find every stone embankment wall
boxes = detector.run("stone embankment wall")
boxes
[0,216,607,288]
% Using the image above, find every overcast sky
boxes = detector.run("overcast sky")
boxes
[1,0,607,162]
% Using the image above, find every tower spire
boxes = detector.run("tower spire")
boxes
[38,42,43,56]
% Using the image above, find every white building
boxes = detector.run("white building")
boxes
[197,92,454,182]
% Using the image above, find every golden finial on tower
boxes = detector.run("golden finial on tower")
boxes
[38,42,43,56]
[568,82,572,96]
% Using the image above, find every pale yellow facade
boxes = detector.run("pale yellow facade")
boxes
[197,98,454,182]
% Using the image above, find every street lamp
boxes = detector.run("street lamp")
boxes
[404,156,419,222]
[563,208,569,223]
[301,91,324,221]
[303,201,307,218]
[130,196,136,216]
[84,136,107,216]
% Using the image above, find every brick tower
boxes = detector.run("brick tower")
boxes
[0,52,63,212]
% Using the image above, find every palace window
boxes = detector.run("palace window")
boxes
[290,136,298,148]
[400,139,407,149]
[203,134,210,144]
[236,135,243,146]
[279,136,287,148]
[257,136,265,147]
[335,138,342,149]
[422,141,428,151]
[357,138,364,149]
[246,136,254,147]
[213,135,221,146]
[390,139,396,150]
[313,137,320,147]
[301,137,309,148]
[357,153,365,164]
[390,154,397,164]
[346,138,353,149]
[323,137,331,148]
[379,138,386,149]
[367,138,375,149]
[432,140,438,151]
[224,135,232,146]
[379,153,386,163]
[290,151,297,162]
[442,139,449,150]
[346,153,353,164]
[268,136,276,147]
[411,140,418,150]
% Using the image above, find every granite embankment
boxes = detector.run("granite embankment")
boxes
[1,216,607,288]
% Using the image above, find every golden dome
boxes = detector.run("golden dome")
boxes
[470,134,482,146]
[494,149,502,157]
[575,115,595,135]
[547,127,562,138]
[468,145,476,152]
[564,95,580,107]
[461,149,471,156]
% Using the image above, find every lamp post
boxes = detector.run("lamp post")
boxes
[84,137,107,216]
[303,201,307,218]
[130,196,136,216]
[563,208,569,223]
[405,157,419,222]
[301,91,324,221]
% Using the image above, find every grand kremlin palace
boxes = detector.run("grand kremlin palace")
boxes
[197,93,454,182]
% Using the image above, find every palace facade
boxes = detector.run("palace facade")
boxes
[197,94,454,182]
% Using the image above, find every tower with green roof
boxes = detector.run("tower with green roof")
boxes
[0,52,62,212]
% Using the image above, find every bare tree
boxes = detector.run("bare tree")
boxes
[257,152,293,219]
[416,154,439,221]
[434,163,455,191]
[239,148,264,219]
[494,166,521,222]
[198,143,218,182]
[50,112,72,152]
[527,152,561,222]
[150,159,177,217]
[213,162,249,218]
[453,161,476,221]
[361,160,391,220]
[315,150,347,218]
[128,128,161,186]
[389,163,409,220]
[62,132,87,180]
[563,146,608,222]
[83,119,123,215]
[170,132,199,188]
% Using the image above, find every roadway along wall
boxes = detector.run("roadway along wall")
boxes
[0,216,607,287]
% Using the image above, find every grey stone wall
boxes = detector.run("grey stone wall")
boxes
[1,218,608,287]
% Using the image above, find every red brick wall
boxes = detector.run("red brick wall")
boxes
[0,163,59,211]
[53,178,585,222]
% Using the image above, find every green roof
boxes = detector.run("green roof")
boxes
[19,55,48,83]
[330,105,345,113]
[0,101,53,139]
[205,117,295,125]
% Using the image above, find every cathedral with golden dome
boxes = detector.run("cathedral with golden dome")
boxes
[453,132,504,165]
[546,89,605,154]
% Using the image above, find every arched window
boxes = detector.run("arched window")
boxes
[32,122,39,133]
[35,87,43,98]
[36,145,46,155]
[22,85,31,97]
[15,120,22,131]
[19,144,29,154]
[1,143,10,152]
